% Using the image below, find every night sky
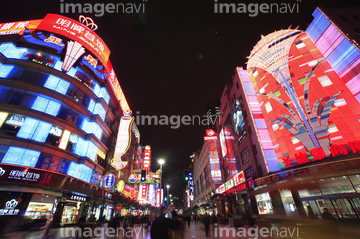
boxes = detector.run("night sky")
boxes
[1,0,359,198]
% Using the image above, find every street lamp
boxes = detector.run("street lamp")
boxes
[166,184,170,201]
[158,159,165,204]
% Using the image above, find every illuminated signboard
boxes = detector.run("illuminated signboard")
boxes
[128,169,161,184]
[148,184,155,205]
[223,129,238,178]
[104,173,115,188]
[143,145,151,172]
[0,199,20,216]
[231,99,247,143]
[205,131,222,182]
[219,129,227,157]
[247,30,360,170]
[117,180,125,193]
[141,184,147,199]
[106,64,130,112]
[8,169,41,182]
[204,129,217,141]
[224,178,234,191]
[112,113,134,170]
[233,171,245,186]
[208,139,222,182]
[0,20,41,35]
[189,172,194,201]
[218,184,225,194]
[36,14,110,65]
[156,189,161,207]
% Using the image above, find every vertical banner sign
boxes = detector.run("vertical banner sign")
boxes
[143,145,151,171]
[161,189,164,205]
[156,189,161,208]
[209,140,222,182]
[204,130,222,182]
[148,184,154,205]
[112,112,134,170]
[189,172,194,201]
[141,184,147,199]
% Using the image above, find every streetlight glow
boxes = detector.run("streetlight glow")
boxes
[158,159,165,165]
[166,184,170,189]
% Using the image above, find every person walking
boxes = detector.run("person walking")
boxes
[151,206,182,239]
[170,211,184,239]
[202,213,211,237]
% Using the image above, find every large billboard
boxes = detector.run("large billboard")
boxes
[247,30,360,170]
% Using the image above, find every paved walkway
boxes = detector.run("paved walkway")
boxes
[2,220,360,239]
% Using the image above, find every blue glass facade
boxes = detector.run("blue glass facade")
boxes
[0,39,117,186]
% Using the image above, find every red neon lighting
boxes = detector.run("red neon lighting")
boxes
[36,14,110,65]
[143,146,151,172]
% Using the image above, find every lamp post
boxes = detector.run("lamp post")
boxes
[166,184,170,201]
[158,159,165,205]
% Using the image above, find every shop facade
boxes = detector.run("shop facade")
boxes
[252,156,360,220]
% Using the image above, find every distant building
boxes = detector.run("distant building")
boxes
[206,99,220,130]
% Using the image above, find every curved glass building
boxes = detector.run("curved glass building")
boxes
[0,14,140,229]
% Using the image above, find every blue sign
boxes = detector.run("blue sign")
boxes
[105,173,115,188]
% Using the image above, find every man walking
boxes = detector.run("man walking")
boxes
[151,206,182,239]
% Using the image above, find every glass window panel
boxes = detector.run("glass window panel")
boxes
[349,175,360,193]
[19,149,41,167]
[93,82,100,97]
[17,117,39,140]
[79,164,93,183]
[32,121,52,143]
[67,162,81,179]
[32,96,49,112]
[94,103,106,121]
[44,75,60,91]
[74,137,88,157]
[99,88,110,104]
[2,146,25,165]
[0,63,14,78]
[56,79,70,95]
[45,100,61,116]
[0,145,10,162]
[86,141,98,161]
[317,176,355,195]
[88,99,95,112]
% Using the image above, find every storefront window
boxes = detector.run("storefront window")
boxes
[317,176,356,195]
[255,192,274,214]
[348,174,360,193]
[279,189,297,216]
[25,194,56,219]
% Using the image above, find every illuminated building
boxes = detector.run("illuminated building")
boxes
[205,99,220,130]
[0,14,141,229]
[244,16,360,217]
[191,131,219,213]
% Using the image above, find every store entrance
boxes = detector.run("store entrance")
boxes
[302,194,360,219]
[61,203,77,223]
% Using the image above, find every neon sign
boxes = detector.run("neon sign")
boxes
[143,145,151,171]
[36,14,110,65]
[112,113,134,170]
[204,129,217,141]
[0,199,20,216]
[0,20,41,35]
[204,130,222,182]
[233,171,245,186]
[117,180,125,193]
[128,169,161,184]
